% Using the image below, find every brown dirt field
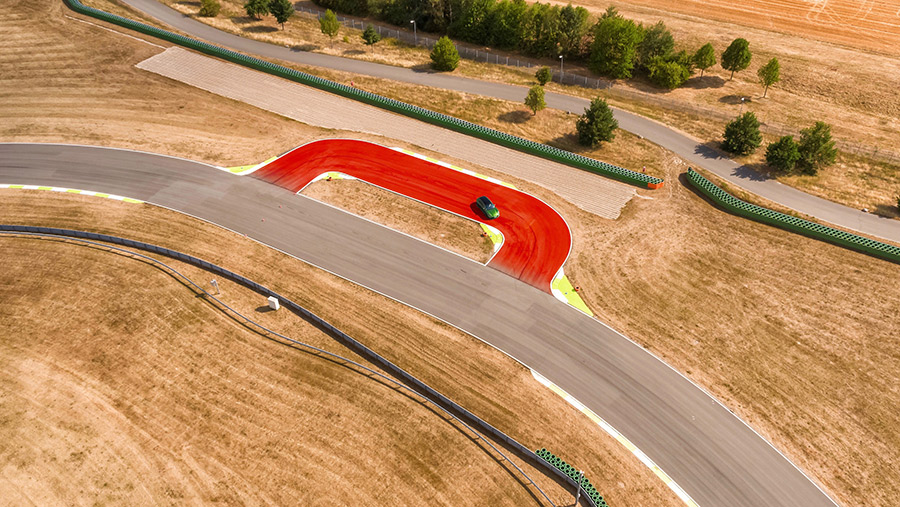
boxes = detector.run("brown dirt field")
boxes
[302,178,494,263]
[0,237,545,505]
[0,191,681,506]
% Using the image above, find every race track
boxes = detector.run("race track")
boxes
[253,139,571,289]
[0,143,835,507]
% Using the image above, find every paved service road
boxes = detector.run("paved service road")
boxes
[0,144,836,507]
[118,0,900,244]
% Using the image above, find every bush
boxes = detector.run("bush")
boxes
[722,112,761,155]
[535,66,552,86]
[198,0,221,17]
[362,24,381,50]
[647,58,690,89]
[796,121,837,175]
[576,97,618,147]
[765,136,800,173]
[430,36,460,71]
[525,85,546,115]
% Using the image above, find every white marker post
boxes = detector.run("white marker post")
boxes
[210,279,220,295]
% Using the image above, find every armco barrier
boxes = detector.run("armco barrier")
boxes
[686,168,900,264]
[61,0,662,190]
[536,449,610,507]
[2,225,598,507]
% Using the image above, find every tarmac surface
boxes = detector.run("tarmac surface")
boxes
[0,143,836,507]
[121,0,900,244]
[253,139,571,289]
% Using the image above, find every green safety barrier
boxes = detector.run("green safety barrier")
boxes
[686,168,900,264]
[535,448,610,507]
[62,0,663,189]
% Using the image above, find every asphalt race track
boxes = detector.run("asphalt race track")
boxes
[253,139,571,289]
[0,143,836,507]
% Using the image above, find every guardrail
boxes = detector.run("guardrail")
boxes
[686,168,900,264]
[2,224,599,507]
[61,0,661,190]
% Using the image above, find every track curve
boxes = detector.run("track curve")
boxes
[253,139,571,290]
[0,143,836,507]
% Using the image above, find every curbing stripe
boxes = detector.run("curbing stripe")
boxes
[0,184,144,203]
[550,269,593,316]
[531,370,700,507]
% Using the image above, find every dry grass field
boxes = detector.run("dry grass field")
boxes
[0,191,681,506]
[302,178,494,263]
[0,237,543,505]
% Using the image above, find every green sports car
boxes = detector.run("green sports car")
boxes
[476,196,500,220]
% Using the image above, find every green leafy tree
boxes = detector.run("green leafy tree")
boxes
[589,16,644,79]
[722,112,762,155]
[796,121,838,175]
[600,5,619,20]
[449,0,495,45]
[361,24,381,51]
[244,0,269,19]
[693,42,716,78]
[525,85,546,115]
[430,36,460,71]
[757,57,780,98]
[535,66,552,85]
[487,0,527,49]
[647,58,690,89]
[721,38,752,80]
[637,21,674,71]
[199,0,221,17]
[896,194,900,211]
[319,9,340,47]
[765,135,800,173]
[576,97,618,147]
[269,0,294,29]
[557,4,590,58]
[517,3,562,57]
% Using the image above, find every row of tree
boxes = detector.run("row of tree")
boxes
[243,0,295,28]
[722,113,837,175]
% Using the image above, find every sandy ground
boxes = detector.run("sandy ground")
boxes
[0,191,681,506]
[302,178,494,263]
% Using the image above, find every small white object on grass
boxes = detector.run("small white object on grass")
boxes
[267,296,280,311]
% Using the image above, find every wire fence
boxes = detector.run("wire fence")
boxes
[296,5,899,166]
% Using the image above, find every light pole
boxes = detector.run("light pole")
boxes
[574,470,584,506]
[559,54,564,77]
[739,96,746,115]
[410,20,416,45]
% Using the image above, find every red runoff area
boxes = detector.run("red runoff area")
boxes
[253,139,572,292]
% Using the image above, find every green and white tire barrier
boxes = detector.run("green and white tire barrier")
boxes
[686,168,900,264]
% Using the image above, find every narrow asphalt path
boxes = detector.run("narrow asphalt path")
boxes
[0,144,837,507]
[119,0,900,244]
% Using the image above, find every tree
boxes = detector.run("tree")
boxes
[430,36,460,71]
[244,0,269,19]
[693,42,716,78]
[449,0,495,45]
[557,4,590,58]
[765,135,800,173]
[796,121,837,175]
[600,5,619,20]
[637,21,674,71]
[525,85,546,115]
[647,58,690,89]
[487,0,527,49]
[589,16,644,79]
[361,24,381,51]
[757,57,780,98]
[721,38,752,80]
[319,9,340,47]
[535,66,552,85]
[199,0,221,17]
[269,0,294,29]
[722,112,761,155]
[576,97,618,147]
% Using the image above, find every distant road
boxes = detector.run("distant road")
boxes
[119,0,900,244]
[0,143,837,507]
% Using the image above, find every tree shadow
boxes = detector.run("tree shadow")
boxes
[410,62,439,74]
[243,25,278,33]
[872,203,900,220]
[497,110,531,124]
[343,49,366,56]
[232,16,259,25]
[546,133,585,153]
[732,162,774,182]
[719,94,753,105]
[176,0,200,7]
[289,43,320,52]
[684,75,726,89]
